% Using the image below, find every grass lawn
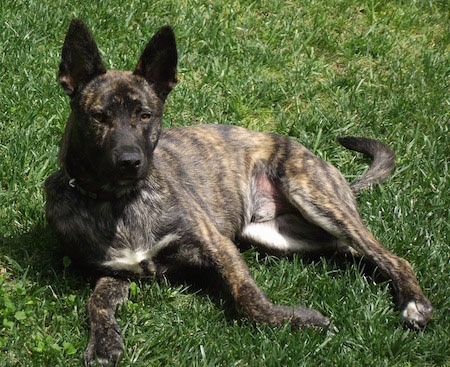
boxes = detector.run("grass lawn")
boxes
[1,0,449,366]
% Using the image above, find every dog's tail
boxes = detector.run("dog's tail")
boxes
[337,136,395,195]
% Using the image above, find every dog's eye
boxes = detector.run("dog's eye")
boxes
[140,113,152,122]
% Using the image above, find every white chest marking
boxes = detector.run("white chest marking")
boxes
[102,233,180,275]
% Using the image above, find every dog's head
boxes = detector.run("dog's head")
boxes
[58,19,177,196]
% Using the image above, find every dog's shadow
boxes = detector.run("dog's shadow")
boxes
[0,221,88,293]
[0,222,390,325]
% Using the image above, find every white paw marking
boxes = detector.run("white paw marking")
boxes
[401,301,420,321]
[401,300,432,329]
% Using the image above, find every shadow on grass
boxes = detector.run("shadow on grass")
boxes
[0,221,89,290]
[0,220,392,326]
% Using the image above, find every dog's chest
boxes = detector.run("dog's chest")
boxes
[102,233,180,275]
[79,192,181,276]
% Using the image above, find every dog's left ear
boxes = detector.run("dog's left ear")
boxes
[134,26,178,101]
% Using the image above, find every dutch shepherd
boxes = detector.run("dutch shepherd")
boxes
[45,19,433,365]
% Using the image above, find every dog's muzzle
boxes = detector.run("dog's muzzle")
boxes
[113,148,145,180]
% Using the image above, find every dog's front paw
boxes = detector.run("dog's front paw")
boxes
[401,297,433,330]
[84,324,124,366]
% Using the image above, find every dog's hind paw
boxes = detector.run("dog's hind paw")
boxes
[401,298,433,330]
[84,325,124,366]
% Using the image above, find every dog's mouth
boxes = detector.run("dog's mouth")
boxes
[116,178,140,187]
[114,164,147,185]
[107,167,145,190]
[95,175,145,200]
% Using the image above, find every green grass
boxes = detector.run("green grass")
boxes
[1,0,449,366]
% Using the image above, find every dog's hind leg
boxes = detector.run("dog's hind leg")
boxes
[281,157,433,329]
[84,276,130,366]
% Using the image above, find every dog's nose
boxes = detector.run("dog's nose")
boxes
[112,149,143,179]
[117,152,142,170]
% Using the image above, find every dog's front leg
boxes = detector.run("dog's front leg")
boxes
[84,276,130,367]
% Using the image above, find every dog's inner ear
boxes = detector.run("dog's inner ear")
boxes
[133,26,178,101]
[58,19,106,97]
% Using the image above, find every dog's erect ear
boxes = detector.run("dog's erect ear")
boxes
[58,19,106,97]
[133,26,178,101]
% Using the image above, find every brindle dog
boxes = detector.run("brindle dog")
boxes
[45,19,433,366]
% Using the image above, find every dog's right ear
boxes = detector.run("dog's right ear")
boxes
[58,19,106,97]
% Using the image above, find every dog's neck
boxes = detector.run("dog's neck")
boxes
[65,170,133,201]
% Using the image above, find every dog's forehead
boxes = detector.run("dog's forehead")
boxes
[81,71,160,110]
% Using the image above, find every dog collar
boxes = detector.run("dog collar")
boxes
[68,177,120,201]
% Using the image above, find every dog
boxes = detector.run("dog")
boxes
[45,19,433,366]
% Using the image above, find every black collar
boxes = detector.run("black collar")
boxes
[68,176,121,201]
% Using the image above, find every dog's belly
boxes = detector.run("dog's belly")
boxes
[239,215,349,254]
[241,166,348,254]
